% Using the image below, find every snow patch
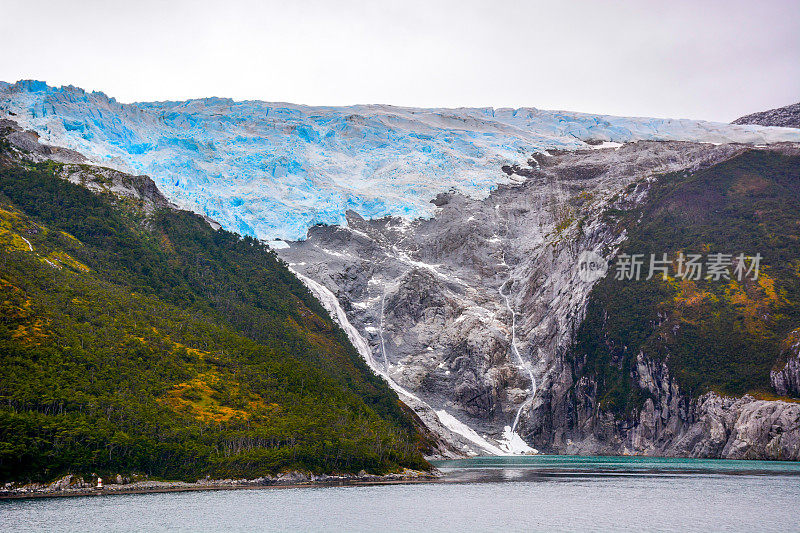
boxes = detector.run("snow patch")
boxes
[19,235,33,252]
[269,240,290,249]
[498,425,537,455]
[589,141,623,150]
[434,410,506,456]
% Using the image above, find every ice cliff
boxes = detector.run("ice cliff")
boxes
[2,80,799,241]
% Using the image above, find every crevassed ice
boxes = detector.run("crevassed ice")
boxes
[2,80,799,241]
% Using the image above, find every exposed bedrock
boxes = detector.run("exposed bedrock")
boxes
[772,329,800,398]
[279,140,800,459]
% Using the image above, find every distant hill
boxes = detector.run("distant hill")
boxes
[0,121,430,483]
[733,102,800,128]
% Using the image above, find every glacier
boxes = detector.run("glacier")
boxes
[1,79,799,241]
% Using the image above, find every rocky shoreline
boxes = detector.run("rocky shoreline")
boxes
[0,469,440,500]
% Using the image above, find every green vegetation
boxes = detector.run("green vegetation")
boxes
[0,151,429,483]
[571,150,800,414]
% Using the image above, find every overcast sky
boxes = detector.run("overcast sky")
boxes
[2,0,798,121]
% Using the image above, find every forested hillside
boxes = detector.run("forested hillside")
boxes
[0,131,430,483]
[571,149,800,414]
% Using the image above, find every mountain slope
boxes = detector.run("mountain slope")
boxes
[572,150,800,406]
[280,141,800,460]
[0,123,430,482]
[3,82,800,462]
[2,80,799,242]
[550,149,800,459]
[733,102,800,129]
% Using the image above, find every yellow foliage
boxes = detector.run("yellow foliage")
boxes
[59,230,82,245]
[159,371,277,423]
[672,279,714,309]
[0,205,41,253]
[722,272,781,336]
[0,278,49,344]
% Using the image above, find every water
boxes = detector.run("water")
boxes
[3,456,800,532]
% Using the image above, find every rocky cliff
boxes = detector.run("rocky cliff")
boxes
[279,140,800,459]
[732,102,800,129]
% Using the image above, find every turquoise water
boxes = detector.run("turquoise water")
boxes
[3,456,800,532]
[432,454,800,479]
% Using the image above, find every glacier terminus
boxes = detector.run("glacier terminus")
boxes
[2,80,799,243]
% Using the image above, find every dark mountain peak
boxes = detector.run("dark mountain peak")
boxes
[732,102,800,128]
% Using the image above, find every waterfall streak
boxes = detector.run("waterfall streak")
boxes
[290,268,506,455]
[499,283,536,433]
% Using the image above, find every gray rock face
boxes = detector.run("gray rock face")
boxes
[57,165,172,216]
[732,102,800,129]
[1,119,86,163]
[48,474,73,491]
[558,351,800,460]
[279,140,800,458]
[1,119,173,218]
[772,329,800,398]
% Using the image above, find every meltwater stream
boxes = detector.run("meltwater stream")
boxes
[496,248,537,455]
[288,269,416,400]
[291,262,539,456]
[4,456,800,533]
[289,267,507,455]
[500,281,535,434]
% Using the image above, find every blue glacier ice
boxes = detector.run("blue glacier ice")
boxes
[2,80,799,241]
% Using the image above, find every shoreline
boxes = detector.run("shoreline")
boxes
[0,471,442,501]
[8,454,800,501]
[0,478,443,501]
